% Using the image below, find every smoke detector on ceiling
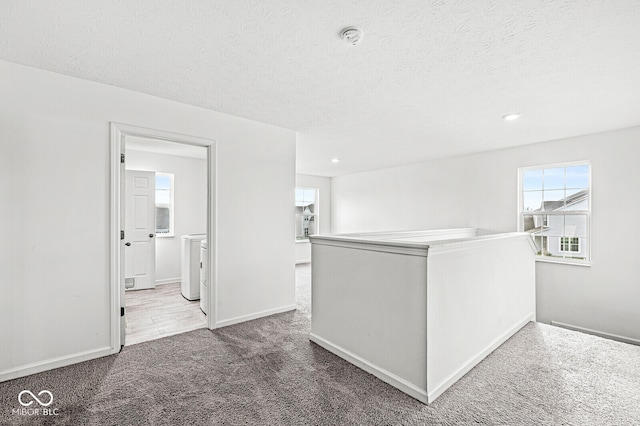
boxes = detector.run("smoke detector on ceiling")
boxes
[340,27,364,46]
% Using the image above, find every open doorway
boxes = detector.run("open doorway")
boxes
[123,137,208,344]
[110,124,216,352]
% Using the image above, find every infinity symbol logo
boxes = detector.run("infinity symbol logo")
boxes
[18,390,53,407]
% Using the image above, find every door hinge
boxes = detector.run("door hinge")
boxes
[120,153,125,163]
[120,230,125,240]
[121,307,125,317]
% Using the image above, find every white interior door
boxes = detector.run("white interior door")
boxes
[124,170,156,290]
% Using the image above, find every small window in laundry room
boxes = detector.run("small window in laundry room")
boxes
[156,173,174,237]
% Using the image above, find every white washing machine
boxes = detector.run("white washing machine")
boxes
[200,240,208,315]
[180,234,206,300]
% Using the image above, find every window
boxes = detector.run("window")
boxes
[559,237,580,253]
[518,162,590,264]
[155,173,174,237]
[295,187,318,241]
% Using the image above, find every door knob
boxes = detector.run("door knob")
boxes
[149,233,155,238]
[125,242,131,246]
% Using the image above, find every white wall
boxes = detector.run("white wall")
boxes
[295,173,332,264]
[125,149,207,283]
[0,60,295,379]
[332,127,640,342]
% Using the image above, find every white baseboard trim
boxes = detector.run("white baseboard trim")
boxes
[215,304,297,329]
[551,321,640,346]
[156,277,181,285]
[427,314,534,403]
[0,346,113,383]
[295,259,311,265]
[309,333,429,404]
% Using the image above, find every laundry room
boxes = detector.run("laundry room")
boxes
[123,136,208,345]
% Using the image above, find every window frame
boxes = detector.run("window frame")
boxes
[517,161,591,266]
[155,172,175,238]
[295,187,319,242]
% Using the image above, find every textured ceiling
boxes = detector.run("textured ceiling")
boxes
[1,1,640,176]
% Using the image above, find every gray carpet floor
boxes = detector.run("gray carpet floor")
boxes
[2,264,640,425]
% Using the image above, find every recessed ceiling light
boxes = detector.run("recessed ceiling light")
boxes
[502,113,522,121]
[331,158,340,163]
[340,27,364,46]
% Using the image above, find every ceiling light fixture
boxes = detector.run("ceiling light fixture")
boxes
[340,27,364,46]
[502,113,522,121]
[331,158,340,163]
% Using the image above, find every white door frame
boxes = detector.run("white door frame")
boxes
[109,123,217,352]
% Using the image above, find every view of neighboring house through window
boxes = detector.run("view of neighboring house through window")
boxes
[560,237,580,253]
[519,162,590,264]
[156,173,174,236]
[295,187,318,241]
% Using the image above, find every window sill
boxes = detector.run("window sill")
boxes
[296,239,310,244]
[156,234,174,239]
[535,257,591,267]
